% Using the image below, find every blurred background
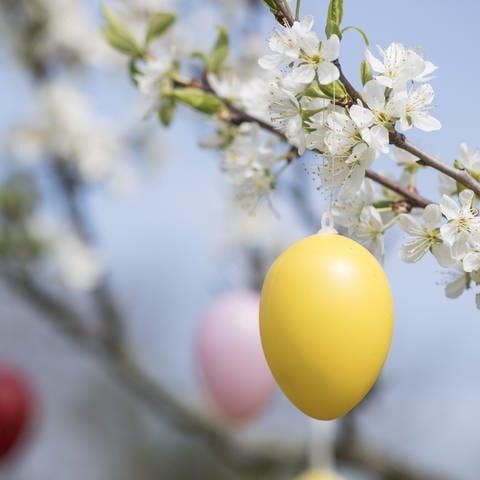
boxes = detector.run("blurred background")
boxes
[0,0,480,479]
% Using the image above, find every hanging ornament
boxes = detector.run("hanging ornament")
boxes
[197,290,276,424]
[295,468,344,480]
[259,228,394,420]
[0,364,34,461]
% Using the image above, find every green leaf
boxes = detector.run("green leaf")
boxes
[317,80,348,100]
[325,0,344,37]
[128,58,141,85]
[158,97,177,126]
[325,20,342,39]
[172,88,225,114]
[341,25,370,47]
[261,0,279,12]
[360,60,373,86]
[145,12,176,46]
[303,83,329,98]
[191,51,207,63]
[206,27,229,73]
[102,5,143,56]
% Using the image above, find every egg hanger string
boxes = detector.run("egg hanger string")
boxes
[308,418,336,472]
[318,84,338,235]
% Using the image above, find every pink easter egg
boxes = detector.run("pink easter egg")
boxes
[197,290,276,424]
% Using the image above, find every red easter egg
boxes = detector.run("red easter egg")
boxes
[197,290,276,424]
[0,365,34,460]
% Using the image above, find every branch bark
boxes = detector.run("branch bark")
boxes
[53,160,125,354]
[365,169,431,208]
[273,0,294,26]
[390,132,480,197]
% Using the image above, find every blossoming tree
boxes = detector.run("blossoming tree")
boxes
[109,0,480,307]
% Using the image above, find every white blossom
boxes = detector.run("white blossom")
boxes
[332,179,376,233]
[240,77,275,122]
[207,72,242,101]
[268,84,306,153]
[462,233,480,273]
[355,206,385,260]
[399,204,453,266]
[440,189,480,246]
[457,143,480,176]
[444,266,470,299]
[284,34,340,87]
[258,15,319,69]
[391,146,419,168]
[438,172,457,196]
[361,79,396,127]
[33,0,116,65]
[389,84,441,132]
[309,105,388,195]
[136,51,175,99]
[366,43,437,91]
[28,215,103,291]
[220,124,277,209]
[9,82,130,188]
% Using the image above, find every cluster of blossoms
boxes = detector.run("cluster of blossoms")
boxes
[9,83,135,191]
[332,143,480,307]
[400,183,480,306]
[257,17,441,197]
[116,3,480,308]
[27,215,103,291]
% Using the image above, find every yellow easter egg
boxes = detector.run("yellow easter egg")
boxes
[259,233,394,420]
[295,469,344,480]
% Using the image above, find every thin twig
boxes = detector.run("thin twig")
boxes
[365,169,432,208]
[273,0,294,26]
[390,132,480,197]
[333,60,361,105]
[203,79,434,209]
[264,15,478,202]
[53,161,125,353]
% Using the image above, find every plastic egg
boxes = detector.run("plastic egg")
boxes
[260,234,394,420]
[0,365,34,460]
[295,469,344,480]
[197,290,276,424]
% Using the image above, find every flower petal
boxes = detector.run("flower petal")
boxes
[431,243,455,267]
[258,54,283,70]
[288,64,316,84]
[316,61,340,85]
[440,194,459,220]
[399,238,428,263]
[459,189,474,209]
[440,222,459,246]
[321,34,340,61]
[365,49,384,73]
[411,112,442,132]
[399,213,423,235]
[423,204,442,229]
[350,105,374,129]
[463,252,480,273]
[445,275,466,299]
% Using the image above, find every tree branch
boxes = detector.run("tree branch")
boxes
[365,169,432,208]
[267,16,479,203]
[53,160,125,354]
[390,132,480,197]
[273,0,294,26]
